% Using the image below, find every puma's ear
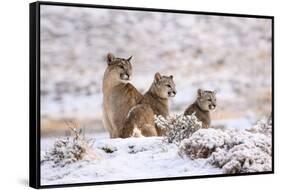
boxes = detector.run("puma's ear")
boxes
[197,88,204,97]
[107,53,115,65]
[127,56,132,62]
[154,72,162,82]
[170,75,173,79]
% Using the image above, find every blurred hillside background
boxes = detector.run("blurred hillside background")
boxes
[40,5,272,137]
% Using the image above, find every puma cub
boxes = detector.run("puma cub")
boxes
[102,53,142,138]
[123,72,177,137]
[184,89,217,128]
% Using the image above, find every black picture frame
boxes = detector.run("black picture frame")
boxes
[29,1,274,189]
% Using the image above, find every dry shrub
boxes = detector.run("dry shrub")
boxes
[178,129,230,159]
[155,113,202,145]
[179,117,272,174]
[41,123,96,167]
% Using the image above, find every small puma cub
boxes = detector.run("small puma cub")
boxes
[102,53,143,138]
[123,72,177,137]
[184,89,217,128]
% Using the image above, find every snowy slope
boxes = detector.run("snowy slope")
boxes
[40,116,271,185]
[41,136,221,185]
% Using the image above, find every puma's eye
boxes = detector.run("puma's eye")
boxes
[166,84,171,88]
[118,65,124,69]
[208,99,212,101]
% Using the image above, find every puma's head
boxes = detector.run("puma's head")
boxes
[196,89,217,111]
[106,53,133,81]
[152,72,177,99]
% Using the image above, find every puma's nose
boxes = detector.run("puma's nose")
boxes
[168,91,176,97]
[124,74,129,80]
[120,73,130,80]
[209,104,216,110]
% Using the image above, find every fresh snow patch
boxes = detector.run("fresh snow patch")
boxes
[41,136,221,185]
[41,115,272,185]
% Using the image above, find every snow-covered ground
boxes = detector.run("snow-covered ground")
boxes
[41,135,221,185]
[40,117,272,185]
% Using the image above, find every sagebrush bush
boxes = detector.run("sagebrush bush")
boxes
[179,117,272,174]
[41,127,96,167]
[178,128,230,159]
[247,115,272,137]
[155,113,202,145]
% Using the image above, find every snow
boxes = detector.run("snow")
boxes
[212,115,256,130]
[41,136,221,185]
[41,116,272,185]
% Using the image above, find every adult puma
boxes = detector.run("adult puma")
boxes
[102,53,142,138]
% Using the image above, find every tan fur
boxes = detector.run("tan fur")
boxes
[184,89,217,128]
[123,73,176,137]
[102,53,142,138]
